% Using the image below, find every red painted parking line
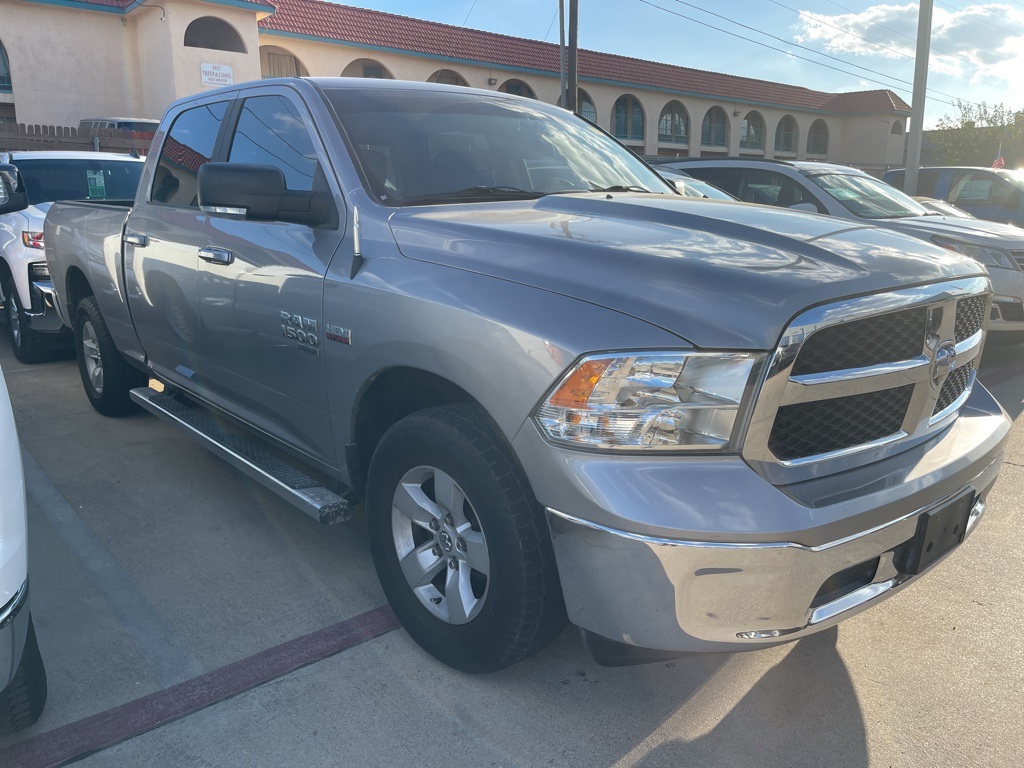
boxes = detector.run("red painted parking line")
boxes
[0,605,400,768]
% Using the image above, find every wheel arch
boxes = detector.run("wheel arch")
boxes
[349,366,500,499]
[63,265,94,318]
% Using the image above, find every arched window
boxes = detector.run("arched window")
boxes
[701,107,728,147]
[558,90,597,122]
[428,69,469,87]
[341,58,394,79]
[260,46,308,78]
[739,111,765,150]
[891,120,904,135]
[658,102,689,144]
[613,95,645,141]
[578,89,596,123]
[499,79,536,98]
[807,119,829,155]
[184,17,246,53]
[775,115,798,153]
[0,39,12,93]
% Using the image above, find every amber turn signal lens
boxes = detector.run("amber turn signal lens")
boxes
[547,358,612,408]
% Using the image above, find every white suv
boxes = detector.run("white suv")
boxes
[0,361,46,734]
[660,159,1024,341]
[0,151,144,362]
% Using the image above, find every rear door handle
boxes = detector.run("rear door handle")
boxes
[198,247,234,266]
[124,233,148,247]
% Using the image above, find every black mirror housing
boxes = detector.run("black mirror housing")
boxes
[0,164,29,215]
[198,163,287,221]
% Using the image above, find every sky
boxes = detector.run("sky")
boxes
[337,1,1024,128]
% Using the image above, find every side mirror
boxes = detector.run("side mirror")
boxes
[0,164,28,215]
[198,162,336,228]
[789,202,818,213]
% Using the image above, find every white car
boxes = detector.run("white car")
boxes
[0,151,144,362]
[0,360,46,734]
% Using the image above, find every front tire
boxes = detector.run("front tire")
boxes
[74,296,146,416]
[367,404,565,673]
[0,617,47,736]
[3,278,45,363]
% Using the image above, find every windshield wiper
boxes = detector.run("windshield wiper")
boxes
[400,186,544,205]
[588,184,652,193]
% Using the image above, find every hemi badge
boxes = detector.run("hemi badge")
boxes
[326,324,352,345]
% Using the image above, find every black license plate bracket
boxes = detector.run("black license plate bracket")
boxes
[899,491,975,575]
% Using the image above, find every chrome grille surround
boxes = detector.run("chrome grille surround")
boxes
[743,276,992,485]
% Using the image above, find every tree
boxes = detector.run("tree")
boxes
[928,100,1024,168]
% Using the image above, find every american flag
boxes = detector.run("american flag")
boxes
[993,143,1005,169]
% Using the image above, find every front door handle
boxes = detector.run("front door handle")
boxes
[125,233,148,247]
[198,247,234,266]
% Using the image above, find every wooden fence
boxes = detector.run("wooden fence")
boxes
[0,124,154,154]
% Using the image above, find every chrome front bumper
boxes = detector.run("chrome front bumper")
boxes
[530,384,1009,654]
[0,579,30,689]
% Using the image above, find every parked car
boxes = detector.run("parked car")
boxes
[78,117,159,138]
[664,158,1024,341]
[18,79,1010,671]
[0,151,144,361]
[913,196,975,219]
[885,167,1024,228]
[655,167,738,200]
[0,355,47,734]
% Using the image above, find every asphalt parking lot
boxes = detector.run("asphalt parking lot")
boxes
[0,339,1022,768]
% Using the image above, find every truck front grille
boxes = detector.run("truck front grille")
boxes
[769,386,913,462]
[933,362,974,415]
[792,308,926,375]
[955,295,987,341]
[744,278,991,477]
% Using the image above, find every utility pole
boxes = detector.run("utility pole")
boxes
[904,0,933,196]
[567,0,579,114]
[559,0,567,109]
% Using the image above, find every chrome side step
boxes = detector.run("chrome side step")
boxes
[130,387,353,525]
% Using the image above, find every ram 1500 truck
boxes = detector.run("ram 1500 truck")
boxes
[9,79,1009,671]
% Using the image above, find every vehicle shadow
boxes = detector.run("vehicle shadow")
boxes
[979,342,1024,419]
[469,624,866,768]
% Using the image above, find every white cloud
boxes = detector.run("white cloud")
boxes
[797,3,1024,97]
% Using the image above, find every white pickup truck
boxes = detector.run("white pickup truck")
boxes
[0,151,143,362]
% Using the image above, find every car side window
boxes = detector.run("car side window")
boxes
[949,173,996,205]
[227,95,321,192]
[914,170,939,198]
[151,101,228,207]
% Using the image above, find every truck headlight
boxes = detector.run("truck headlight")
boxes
[933,238,1017,270]
[533,351,762,451]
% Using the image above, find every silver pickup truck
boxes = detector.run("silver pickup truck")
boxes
[6,79,1010,671]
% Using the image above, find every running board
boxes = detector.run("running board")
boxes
[130,387,353,525]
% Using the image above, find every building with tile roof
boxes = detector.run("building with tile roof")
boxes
[0,0,909,169]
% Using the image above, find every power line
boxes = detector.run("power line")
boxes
[934,0,1024,29]
[657,0,985,108]
[771,0,1013,94]
[637,0,959,108]
[462,0,479,27]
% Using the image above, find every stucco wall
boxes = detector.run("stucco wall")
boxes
[0,2,135,125]
[840,115,907,170]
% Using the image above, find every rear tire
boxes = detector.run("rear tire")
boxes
[0,617,47,736]
[4,277,46,364]
[74,296,146,416]
[367,404,566,673]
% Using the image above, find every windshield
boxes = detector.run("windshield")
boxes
[13,158,144,205]
[804,171,929,219]
[679,178,735,200]
[322,88,675,205]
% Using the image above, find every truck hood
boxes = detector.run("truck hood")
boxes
[389,194,983,349]
[881,214,1024,249]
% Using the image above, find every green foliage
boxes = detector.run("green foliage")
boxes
[928,100,1024,167]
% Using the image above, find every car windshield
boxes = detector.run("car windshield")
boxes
[322,87,675,205]
[679,178,735,200]
[804,170,930,219]
[13,158,144,204]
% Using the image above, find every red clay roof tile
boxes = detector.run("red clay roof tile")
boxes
[257,0,910,115]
